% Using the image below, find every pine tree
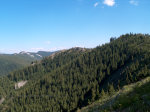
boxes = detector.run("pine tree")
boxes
[100,89,106,98]
[108,84,115,95]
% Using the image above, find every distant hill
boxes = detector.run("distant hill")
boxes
[14,51,55,60]
[0,34,150,112]
[0,51,55,75]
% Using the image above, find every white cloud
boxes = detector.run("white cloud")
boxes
[0,49,21,54]
[129,0,138,6]
[45,41,51,45]
[30,47,67,52]
[94,2,99,7]
[31,48,44,52]
[48,47,67,51]
[103,0,115,6]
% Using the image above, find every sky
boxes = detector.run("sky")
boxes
[0,0,150,53]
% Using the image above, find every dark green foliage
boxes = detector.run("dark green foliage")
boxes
[108,84,115,95]
[110,37,116,42]
[1,34,150,112]
[0,76,14,99]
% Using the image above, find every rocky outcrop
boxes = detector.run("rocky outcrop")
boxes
[15,81,27,89]
[0,98,5,105]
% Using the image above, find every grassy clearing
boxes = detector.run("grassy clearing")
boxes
[79,77,150,112]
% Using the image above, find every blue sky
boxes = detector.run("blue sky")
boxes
[0,0,150,53]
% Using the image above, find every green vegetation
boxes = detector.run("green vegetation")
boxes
[0,76,14,98]
[79,77,150,112]
[0,51,54,75]
[0,55,27,75]
[0,33,150,112]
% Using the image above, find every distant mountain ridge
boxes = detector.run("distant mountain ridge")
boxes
[0,51,56,76]
[12,51,55,60]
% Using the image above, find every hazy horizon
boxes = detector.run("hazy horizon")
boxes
[0,46,92,54]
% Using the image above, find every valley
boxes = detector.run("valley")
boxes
[0,34,150,112]
[0,51,55,76]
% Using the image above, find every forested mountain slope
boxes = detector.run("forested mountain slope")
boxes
[0,47,88,110]
[1,34,150,112]
[7,47,88,82]
[0,51,55,75]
